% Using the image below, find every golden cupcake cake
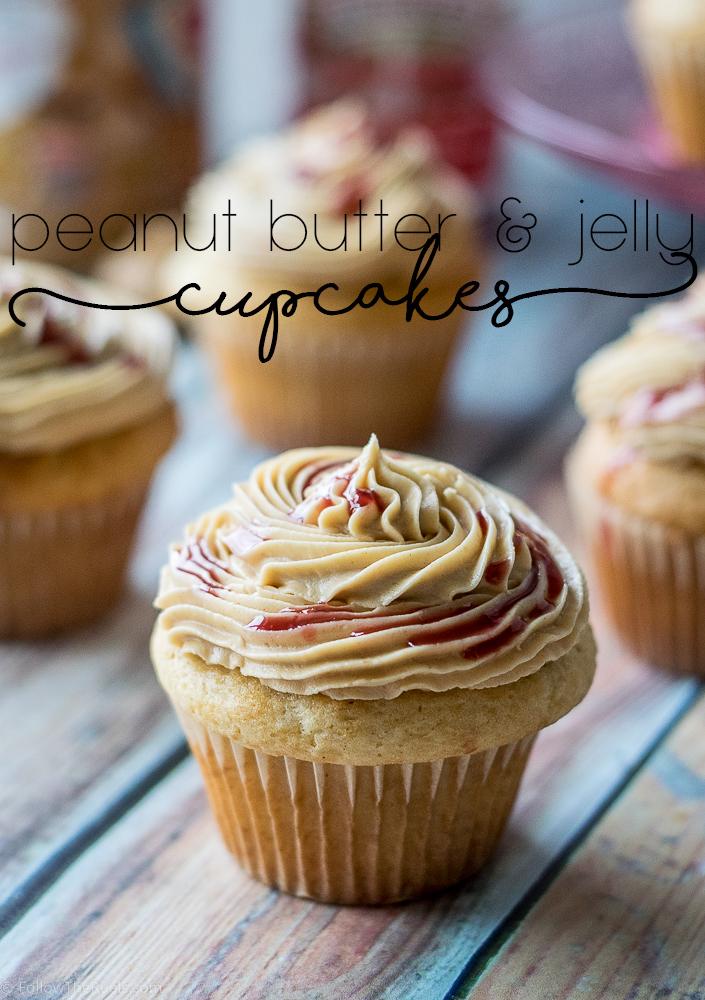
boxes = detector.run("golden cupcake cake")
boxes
[0,261,177,638]
[567,285,705,675]
[165,101,478,450]
[630,0,705,162]
[152,435,595,905]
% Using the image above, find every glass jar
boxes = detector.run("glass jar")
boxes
[300,0,507,185]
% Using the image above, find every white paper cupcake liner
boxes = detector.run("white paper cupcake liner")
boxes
[178,707,536,905]
[199,306,465,450]
[567,456,705,675]
[0,478,150,638]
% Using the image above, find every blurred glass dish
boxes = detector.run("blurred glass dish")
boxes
[300,0,506,185]
[481,5,705,215]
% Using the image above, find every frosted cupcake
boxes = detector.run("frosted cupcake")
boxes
[152,435,595,904]
[630,0,705,162]
[567,287,705,675]
[165,101,478,449]
[0,261,177,638]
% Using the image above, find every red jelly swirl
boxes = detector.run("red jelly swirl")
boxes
[620,370,705,428]
[39,316,92,366]
[301,460,346,494]
[244,517,564,662]
[245,601,463,633]
[172,538,230,595]
[291,467,385,522]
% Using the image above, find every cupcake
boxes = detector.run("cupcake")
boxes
[567,286,705,675]
[0,261,177,638]
[165,100,479,450]
[152,435,595,905]
[630,0,705,162]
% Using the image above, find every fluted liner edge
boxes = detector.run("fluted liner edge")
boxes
[178,707,536,905]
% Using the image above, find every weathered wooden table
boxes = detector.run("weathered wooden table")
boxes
[0,333,702,1000]
[2,141,704,996]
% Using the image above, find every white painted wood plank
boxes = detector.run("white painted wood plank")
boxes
[0,592,182,917]
[0,602,695,999]
[0,346,270,919]
[467,694,705,1000]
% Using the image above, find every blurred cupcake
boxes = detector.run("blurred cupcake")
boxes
[0,261,177,638]
[152,435,595,904]
[567,286,705,675]
[165,101,479,449]
[630,0,705,162]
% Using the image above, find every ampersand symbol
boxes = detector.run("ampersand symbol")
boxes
[496,198,537,253]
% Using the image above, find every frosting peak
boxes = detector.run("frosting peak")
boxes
[291,434,441,543]
[288,100,375,191]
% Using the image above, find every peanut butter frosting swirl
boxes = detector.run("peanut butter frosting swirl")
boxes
[155,437,588,700]
[575,284,705,465]
[0,260,175,454]
[169,100,475,297]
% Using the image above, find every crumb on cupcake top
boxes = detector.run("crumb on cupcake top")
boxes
[155,435,588,701]
[0,260,175,455]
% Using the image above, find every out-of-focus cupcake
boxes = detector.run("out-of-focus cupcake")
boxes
[567,286,705,675]
[152,435,595,905]
[164,101,479,450]
[0,261,177,638]
[630,0,705,162]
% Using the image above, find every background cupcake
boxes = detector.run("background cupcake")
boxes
[630,0,705,162]
[567,285,705,675]
[152,435,595,905]
[163,101,479,450]
[0,261,177,638]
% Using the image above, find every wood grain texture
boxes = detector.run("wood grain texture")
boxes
[0,513,695,999]
[0,349,270,921]
[0,322,701,998]
[468,693,705,1000]
[0,592,184,917]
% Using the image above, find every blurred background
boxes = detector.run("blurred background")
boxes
[1,0,703,501]
[5,0,705,975]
